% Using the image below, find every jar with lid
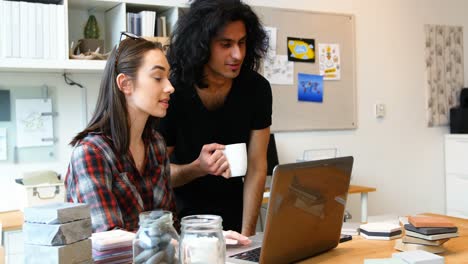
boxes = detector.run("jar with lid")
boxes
[179,215,226,264]
[133,210,179,264]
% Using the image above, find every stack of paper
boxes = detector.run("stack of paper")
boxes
[392,250,445,264]
[365,250,445,264]
[364,258,407,264]
[91,229,135,264]
[23,202,93,264]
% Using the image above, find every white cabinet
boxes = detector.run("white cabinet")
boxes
[445,134,468,219]
[3,230,24,264]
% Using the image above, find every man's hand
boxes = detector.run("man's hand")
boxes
[197,143,231,178]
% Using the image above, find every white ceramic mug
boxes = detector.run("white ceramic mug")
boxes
[223,143,247,177]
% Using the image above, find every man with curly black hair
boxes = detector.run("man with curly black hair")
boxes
[158,0,272,236]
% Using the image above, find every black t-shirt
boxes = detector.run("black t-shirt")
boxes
[158,69,272,232]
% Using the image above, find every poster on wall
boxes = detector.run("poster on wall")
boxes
[264,26,277,58]
[263,55,294,85]
[15,98,54,147]
[298,73,323,102]
[287,37,315,62]
[318,43,341,80]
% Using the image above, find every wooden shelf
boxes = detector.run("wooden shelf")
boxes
[0,59,106,73]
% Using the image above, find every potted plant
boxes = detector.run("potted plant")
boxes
[79,15,104,54]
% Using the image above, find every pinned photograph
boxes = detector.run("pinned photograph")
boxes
[263,55,294,85]
[298,73,323,102]
[264,26,278,58]
[287,37,315,62]
[319,43,341,80]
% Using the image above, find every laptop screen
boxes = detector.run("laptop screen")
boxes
[260,157,353,263]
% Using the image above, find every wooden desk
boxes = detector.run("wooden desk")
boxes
[348,185,376,223]
[263,184,376,222]
[299,213,468,263]
[0,211,23,232]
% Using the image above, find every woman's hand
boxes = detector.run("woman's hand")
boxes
[223,230,251,246]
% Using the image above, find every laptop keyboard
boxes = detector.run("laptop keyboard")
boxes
[230,235,350,262]
[230,247,262,262]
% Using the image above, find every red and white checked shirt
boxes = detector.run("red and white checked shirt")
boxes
[65,131,177,232]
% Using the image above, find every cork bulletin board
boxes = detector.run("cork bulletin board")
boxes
[254,7,357,131]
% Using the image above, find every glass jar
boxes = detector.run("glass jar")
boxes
[179,215,226,264]
[133,210,179,264]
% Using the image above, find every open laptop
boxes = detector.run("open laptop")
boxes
[227,156,354,264]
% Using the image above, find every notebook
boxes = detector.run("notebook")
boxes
[404,224,457,235]
[405,230,458,241]
[408,216,455,228]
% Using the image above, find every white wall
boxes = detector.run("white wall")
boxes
[0,72,101,211]
[1,0,467,218]
[247,0,468,218]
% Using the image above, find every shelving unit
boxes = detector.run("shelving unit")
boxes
[0,0,189,74]
[0,58,107,73]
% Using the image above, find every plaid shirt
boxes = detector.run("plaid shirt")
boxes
[65,131,177,232]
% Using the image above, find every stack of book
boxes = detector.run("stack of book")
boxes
[0,0,66,60]
[359,222,403,240]
[395,216,458,253]
[23,202,93,264]
[126,11,166,37]
[91,229,135,264]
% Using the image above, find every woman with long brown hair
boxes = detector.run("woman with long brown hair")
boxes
[65,33,176,232]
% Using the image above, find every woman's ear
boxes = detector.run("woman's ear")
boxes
[116,73,133,95]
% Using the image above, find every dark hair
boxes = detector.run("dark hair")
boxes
[70,39,164,155]
[168,0,269,89]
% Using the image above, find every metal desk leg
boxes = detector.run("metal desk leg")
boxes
[361,192,368,223]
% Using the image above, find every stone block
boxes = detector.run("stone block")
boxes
[24,239,92,264]
[24,202,90,224]
[24,218,92,246]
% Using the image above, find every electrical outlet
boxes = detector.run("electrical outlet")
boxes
[375,103,385,118]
